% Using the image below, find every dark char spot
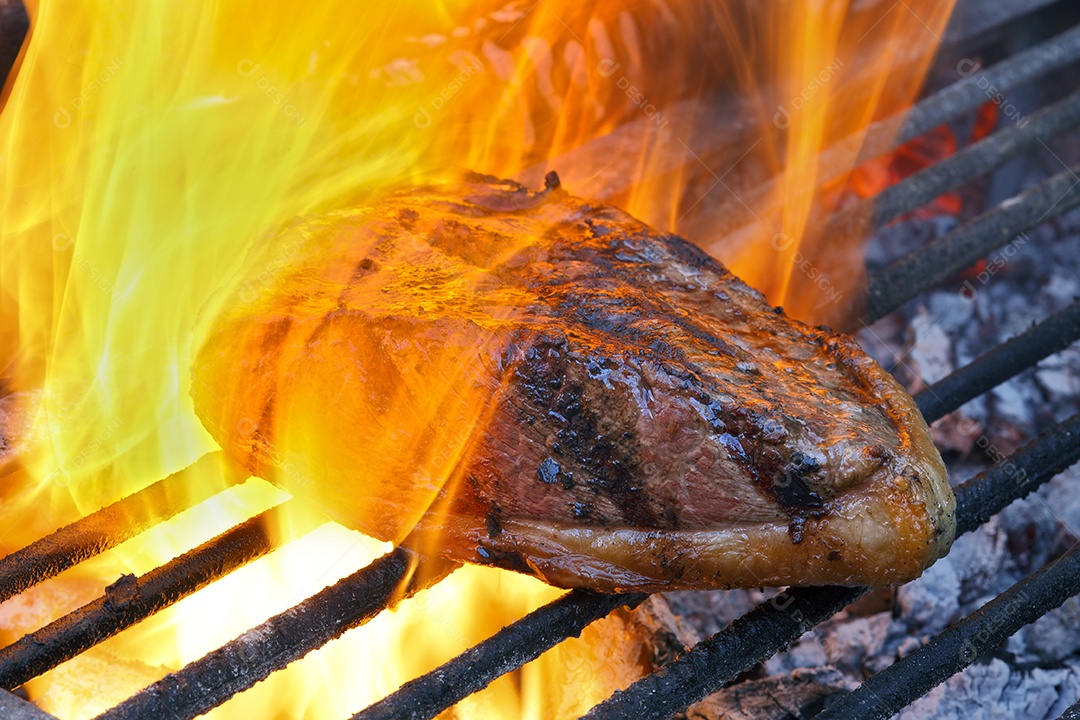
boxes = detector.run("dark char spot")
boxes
[538,457,560,484]
[774,451,825,509]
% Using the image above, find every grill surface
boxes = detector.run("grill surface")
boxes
[2,1,1080,719]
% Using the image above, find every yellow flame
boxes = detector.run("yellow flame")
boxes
[0,0,954,717]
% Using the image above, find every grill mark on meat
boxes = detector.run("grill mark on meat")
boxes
[512,335,661,529]
[536,253,843,524]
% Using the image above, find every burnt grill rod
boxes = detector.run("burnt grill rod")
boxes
[829,87,1080,241]
[0,452,243,604]
[914,298,1080,421]
[868,22,1080,160]
[815,540,1080,720]
[866,162,1080,323]
[580,412,1080,720]
[0,501,319,691]
[352,590,648,720]
[95,547,458,720]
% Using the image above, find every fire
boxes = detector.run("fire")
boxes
[0,0,954,717]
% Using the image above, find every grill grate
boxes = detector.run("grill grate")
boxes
[96,549,457,720]
[815,538,1080,720]
[2,2,1080,719]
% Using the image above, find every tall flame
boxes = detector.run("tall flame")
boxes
[0,0,953,717]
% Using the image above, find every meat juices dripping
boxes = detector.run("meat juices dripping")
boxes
[193,174,954,593]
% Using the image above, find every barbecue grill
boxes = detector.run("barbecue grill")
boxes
[1,0,1080,718]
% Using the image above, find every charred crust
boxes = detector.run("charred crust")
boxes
[775,452,826,509]
[512,336,663,529]
[485,513,502,538]
[475,545,532,575]
[788,516,806,544]
[351,257,378,281]
[571,502,592,520]
[584,218,613,237]
[537,457,560,484]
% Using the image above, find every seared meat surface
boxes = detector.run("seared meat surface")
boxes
[193,173,954,592]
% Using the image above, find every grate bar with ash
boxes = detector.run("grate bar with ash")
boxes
[0,501,315,691]
[352,590,648,720]
[93,548,457,720]
[1059,697,1080,719]
[829,87,1080,243]
[815,540,1080,720]
[915,298,1080,421]
[706,17,1080,242]
[866,162,1080,322]
[0,453,244,605]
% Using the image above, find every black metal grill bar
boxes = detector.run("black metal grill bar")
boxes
[866,162,1080,322]
[953,413,1080,536]
[0,501,316,691]
[914,298,1080,421]
[830,87,1080,241]
[584,587,866,720]
[580,413,1080,720]
[352,590,647,720]
[95,548,457,720]
[0,452,243,605]
[815,541,1080,720]
[871,22,1080,159]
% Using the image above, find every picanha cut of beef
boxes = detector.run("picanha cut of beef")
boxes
[192,173,955,592]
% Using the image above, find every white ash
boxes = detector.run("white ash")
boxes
[665,588,776,638]
[905,306,956,390]
[896,659,1080,720]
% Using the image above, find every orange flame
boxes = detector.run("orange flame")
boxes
[0,0,954,717]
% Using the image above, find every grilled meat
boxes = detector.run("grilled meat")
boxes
[192,173,954,592]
